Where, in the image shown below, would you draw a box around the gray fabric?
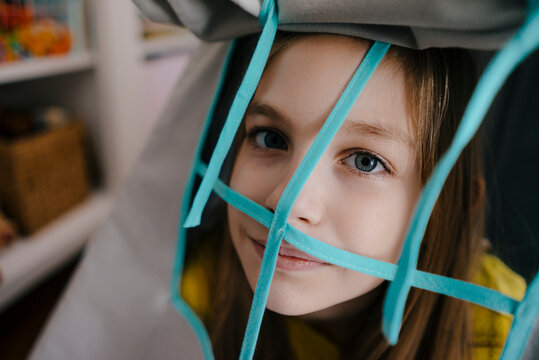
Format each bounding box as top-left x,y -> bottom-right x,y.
522,315 -> 539,360
29,40 -> 230,360
133,0 -> 527,49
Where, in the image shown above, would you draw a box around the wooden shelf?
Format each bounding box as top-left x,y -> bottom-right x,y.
0,51 -> 95,85
0,191 -> 113,312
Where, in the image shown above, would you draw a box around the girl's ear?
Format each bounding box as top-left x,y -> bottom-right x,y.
472,175 -> 486,209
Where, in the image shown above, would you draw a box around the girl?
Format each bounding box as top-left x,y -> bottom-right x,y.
181,32 -> 526,359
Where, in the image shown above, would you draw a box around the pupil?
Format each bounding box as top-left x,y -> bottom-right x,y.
265,133 -> 282,148
355,155 -> 376,172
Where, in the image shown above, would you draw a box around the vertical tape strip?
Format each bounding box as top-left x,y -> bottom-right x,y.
171,41 -> 237,360
239,41 -> 390,360
382,4 -> 539,346
499,272 -> 539,360
183,0 -> 278,228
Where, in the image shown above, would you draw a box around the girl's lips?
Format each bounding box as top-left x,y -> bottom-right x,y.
249,236 -> 329,271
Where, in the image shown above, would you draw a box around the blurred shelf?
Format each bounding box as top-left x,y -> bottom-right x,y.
0,191 -> 113,312
142,33 -> 199,60
0,51 -> 95,85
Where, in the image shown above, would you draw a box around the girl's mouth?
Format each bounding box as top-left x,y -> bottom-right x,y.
249,236 -> 330,271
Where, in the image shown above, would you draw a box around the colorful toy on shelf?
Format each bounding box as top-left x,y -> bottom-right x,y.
0,1 -> 73,63
17,19 -> 72,57
0,3 -> 33,32
0,33 -> 22,62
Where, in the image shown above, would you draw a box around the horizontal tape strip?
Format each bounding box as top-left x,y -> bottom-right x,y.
196,162 -> 521,316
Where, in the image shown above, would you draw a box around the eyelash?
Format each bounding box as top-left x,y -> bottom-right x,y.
246,126 -> 392,176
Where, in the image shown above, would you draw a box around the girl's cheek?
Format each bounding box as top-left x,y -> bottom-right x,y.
232,161 -> 275,203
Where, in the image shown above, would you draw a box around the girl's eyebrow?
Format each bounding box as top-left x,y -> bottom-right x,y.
245,101 -> 292,126
340,119 -> 412,150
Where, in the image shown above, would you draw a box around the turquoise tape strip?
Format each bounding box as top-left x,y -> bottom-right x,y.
500,272 -> 539,360
170,298 -> 214,360
183,0 -> 278,228
171,41 -> 237,360
287,226 -> 520,315
238,42 -> 391,360
382,4 -> 539,346
259,0 -> 273,26
197,162 -> 522,317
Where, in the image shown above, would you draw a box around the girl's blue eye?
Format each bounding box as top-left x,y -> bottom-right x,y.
254,129 -> 287,150
355,154 -> 378,172
343,152 -> 386,174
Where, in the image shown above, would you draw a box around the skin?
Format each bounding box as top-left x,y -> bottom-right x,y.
227,35 -> 421,321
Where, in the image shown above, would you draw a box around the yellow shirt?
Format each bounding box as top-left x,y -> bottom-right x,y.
181,253 -> 526,360
471,254 -> 526,359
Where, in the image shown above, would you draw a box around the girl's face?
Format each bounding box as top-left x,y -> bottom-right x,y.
227,35 -> 421,319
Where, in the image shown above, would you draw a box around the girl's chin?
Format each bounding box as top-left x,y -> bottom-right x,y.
242,276 -> 326,316
247,276 -> 387,320
264,294 -> 366,319
262,283 -> 352,317
264,295 -> 325,316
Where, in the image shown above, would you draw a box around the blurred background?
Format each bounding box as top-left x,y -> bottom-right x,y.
0,0 -> 198,358
0,1 -> 537,359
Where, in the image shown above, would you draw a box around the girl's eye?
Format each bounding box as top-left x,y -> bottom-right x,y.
342,152 -> 387,175
251,128 -> 287,150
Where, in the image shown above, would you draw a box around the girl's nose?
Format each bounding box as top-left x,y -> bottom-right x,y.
263,161 -> 324,227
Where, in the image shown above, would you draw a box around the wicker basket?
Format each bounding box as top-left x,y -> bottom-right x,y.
0,121 -> 90,235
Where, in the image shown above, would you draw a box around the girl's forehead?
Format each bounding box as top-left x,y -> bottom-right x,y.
252,35 -> 414,147
258,36 -> 369,109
